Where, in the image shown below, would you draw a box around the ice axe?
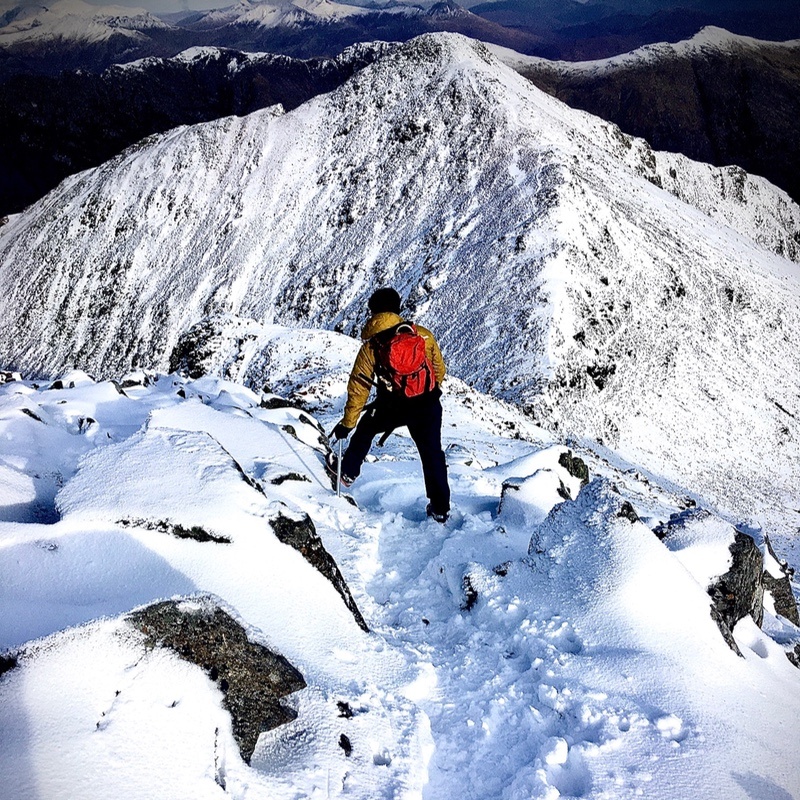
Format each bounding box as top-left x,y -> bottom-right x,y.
328,428 -> 344,497
336,437 -> 343,497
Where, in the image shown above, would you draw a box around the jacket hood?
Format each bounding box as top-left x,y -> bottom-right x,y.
361,312 -> 403,341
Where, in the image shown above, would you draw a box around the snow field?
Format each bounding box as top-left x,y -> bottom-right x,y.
1,325 -> 799,798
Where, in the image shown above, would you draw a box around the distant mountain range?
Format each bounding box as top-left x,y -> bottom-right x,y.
2,34 -> 799,544
0,43 -> 387,217
2,0 -> 798,81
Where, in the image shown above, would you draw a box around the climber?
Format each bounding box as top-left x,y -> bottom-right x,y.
327,287 -> 451,522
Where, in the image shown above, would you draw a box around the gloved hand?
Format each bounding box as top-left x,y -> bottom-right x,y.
333,422 -> 353,440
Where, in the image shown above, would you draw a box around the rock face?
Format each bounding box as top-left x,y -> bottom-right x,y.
0,653 -> 16,677
128,597 -> 305,763
270,513 -> 369,633
656,509 -> 800,659
763,535 -> 800,627
706,531 -> 765,656
558,450 -> 589,487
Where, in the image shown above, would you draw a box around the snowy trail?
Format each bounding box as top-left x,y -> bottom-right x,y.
313,423 -> 800,800
331,460 -> 596,799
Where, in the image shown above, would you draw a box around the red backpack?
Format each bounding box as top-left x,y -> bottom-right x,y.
372,323 -> 437,399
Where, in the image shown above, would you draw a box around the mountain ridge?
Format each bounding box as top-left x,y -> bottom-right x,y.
491,26 -> 800,204
0,41 -> 389,217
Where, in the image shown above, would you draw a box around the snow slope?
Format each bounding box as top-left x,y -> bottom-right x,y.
1,33 -> 799,550
1,326 -> 799,799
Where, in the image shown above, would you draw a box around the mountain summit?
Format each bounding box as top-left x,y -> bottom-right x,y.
1,32 -> 799,545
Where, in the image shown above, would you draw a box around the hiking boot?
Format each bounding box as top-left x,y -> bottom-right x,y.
426,503 -> 449,523
325,451 -> 355,488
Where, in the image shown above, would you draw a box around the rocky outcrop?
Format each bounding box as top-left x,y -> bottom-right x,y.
656,510 -> 800,661
270,513 -> 369,633
0,653 -> 17,678
558,450 -> 589,487
763,535 -> 800,626
706,531 -> 765,656
128,597 -> 305,763
118,517 -> 231,544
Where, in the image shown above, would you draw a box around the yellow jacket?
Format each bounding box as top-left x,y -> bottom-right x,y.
342,312 -> 446,428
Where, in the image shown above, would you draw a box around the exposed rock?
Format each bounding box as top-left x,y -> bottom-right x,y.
617,501 -> 639,523
168,315 -> 263,380
0,653 -> 17,678
118,517 -> 231,544
78,416 -> 96,433
260,395 -> 298,410
558,450 -> 589,486
270,513 -> 369,632
128,598 -> 305,763
461,574 -> 479,611
763,535 -> 800,626
339,733 -> 353,756
20,407 -> 43,422
707,531 -> 765,656
787,644 -> 800,669
653,507 -> 693,541
270,472 -> 312,486
656,509 -> 775,655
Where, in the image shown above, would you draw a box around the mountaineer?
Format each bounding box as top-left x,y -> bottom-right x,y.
327,287 -> 451,522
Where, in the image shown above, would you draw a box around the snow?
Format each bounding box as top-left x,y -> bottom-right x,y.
487,25 -> 800,75
187,0 -> 371,30
0,0 -> 170,44
1,326 -> 799,799
1,30 -> 800,795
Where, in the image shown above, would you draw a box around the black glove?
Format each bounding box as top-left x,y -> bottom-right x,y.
333,422 -> 353,440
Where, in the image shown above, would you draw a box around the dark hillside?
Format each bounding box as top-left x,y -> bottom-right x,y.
0,45 -> 384,217
515,36 -> 800,203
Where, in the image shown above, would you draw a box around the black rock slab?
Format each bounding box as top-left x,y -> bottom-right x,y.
707,530 -> 765,656
128,598 -> 305,763
0,652 -> 17,678
763,535 -> 800,626
558,450 -> 589,486
270,513 -> 369,633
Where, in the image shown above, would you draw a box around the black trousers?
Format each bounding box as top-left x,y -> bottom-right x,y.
341,390 -> 451,514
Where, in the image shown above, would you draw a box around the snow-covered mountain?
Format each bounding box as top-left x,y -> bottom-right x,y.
184,0 -> 374,30
2,33 -> 799,550
0,0 -> 545,77
1,327 -> 799,798
490,26 -> 800,204
0,0 -> 170,45
0,0 -> 185,76
0,42 -> 387,217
